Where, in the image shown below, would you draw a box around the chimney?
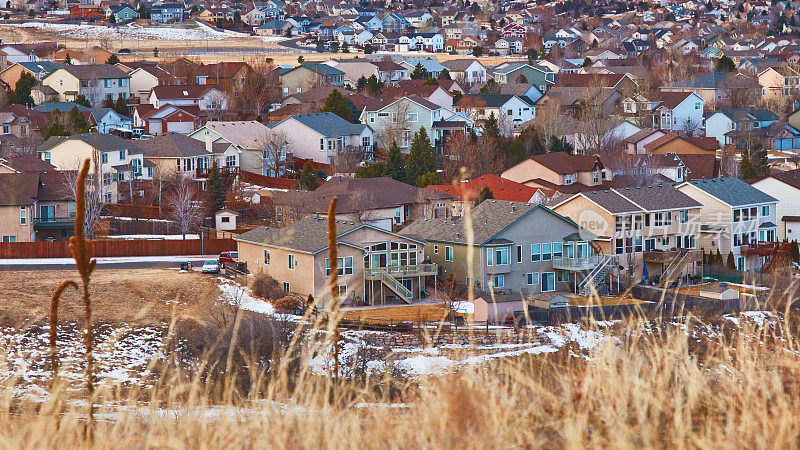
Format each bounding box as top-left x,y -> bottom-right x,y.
205,131 -> 211,153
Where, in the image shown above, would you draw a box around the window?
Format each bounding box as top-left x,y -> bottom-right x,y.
557,270 -> 569,282
644,213 -> 650,227
615,238 -> 624,255
445,246 -> 453,261
325,257 -> 354,276
531,244 -> 540,261
644,238 -> 656,251
395,207 -> 402,225
486,247 -> 494,266
750,206 -> 757,219
104,79 -> 112,88
593,170 -> 599,184
119,149 -> 126,160
526,272 -> 539,285
434,245 -> 439,254
679,209 -> 689,223
683,234 -> 695,249
264,250 -> 270,265
733,208 -> 741,222
625,237 -> 634,254
541,272 -> 555,292
615,216 -> 624,232
541,243 -> 552,260
288,254 -> 296,270
406,113 -> 418,122
119,78 -> 127,87
492,275 -> 504,288
226,155 -> 236,167
516,245 -> 522,263
634,215 -> 643,230
565,174 -> 572,185
283,281 -> 290,292
494,247 -> 509,265
654,212 -> 666,227
2,236 -> 16,243
19,207 -> 26,225
42,152 -> 51,163
221,216 -> 230,223
635,236 -> 642,252
553,242 -> 563,258
762,205 -> 770,216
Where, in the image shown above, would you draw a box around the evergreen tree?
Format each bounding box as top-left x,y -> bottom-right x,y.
482,113 -> 500,139
11,71 -> 36,106
67,106 -> 90,134
791,240 -> 799,263
106,53 -> 120,64
715,55 -> 736,72
355,161 -> 386,178
341,42 -> 349,53
365,74 -> 383,96
297,55 -> 304,64
715,248 -> 723,266
321,89 -> 358,123
205,162 -> 226,212
474,186 -> 493,205
410,62 -> 430,80
415,171 -> 440,187
479,79 -> 500,94
506,138 -> 527,165
738,152 -> 757,179
113,94 -> 128,115
298,162 -> 320,190
582,57 -> 593,67
472,45 -> 483,57
438,68 -> 451,80
407,128 -> 436,186
64,53 -> 71,64
727,251 -> 736,269
153,47 -> 159,57
74,94 -> 92,108
384,141 -> 408,183
109,13 -> 116,23
40,110 -> 68,139
363,43 -> 374,54
356,75 -> 368,92
751,145 -> 770,178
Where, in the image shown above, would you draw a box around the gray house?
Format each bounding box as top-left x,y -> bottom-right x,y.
401,200 -> 605,296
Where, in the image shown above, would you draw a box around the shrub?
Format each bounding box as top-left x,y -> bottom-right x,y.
251,271 -> 284,300
273,295 -> 305,312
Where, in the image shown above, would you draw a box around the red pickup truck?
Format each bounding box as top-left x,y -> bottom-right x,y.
218,251 -> 238,265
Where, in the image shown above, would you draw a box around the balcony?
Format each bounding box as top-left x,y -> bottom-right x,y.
643,249 -> 701,263
364,263 -> 438,280
195,166 -> 238,179
33,215 -> 76,229
740,242 -> 778,256
552,255 -> 604,271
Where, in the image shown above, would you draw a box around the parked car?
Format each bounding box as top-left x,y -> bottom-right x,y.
218,251 -> 238,265
202,259 -> 219,274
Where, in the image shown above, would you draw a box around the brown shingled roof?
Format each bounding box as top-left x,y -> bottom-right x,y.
527,152 -> 604,174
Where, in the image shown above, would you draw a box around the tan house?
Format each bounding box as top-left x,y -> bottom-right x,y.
0,61 -> 63,89
644,133 -> 719,155
757,66 -> 800,98
553,184 -> 703,280
235,217 -> 435,308
42,64 -> 131,107
133,132 -> 234,179
501,152 -> 611,193
278,63 -> 345,97
0,171 -> 74,242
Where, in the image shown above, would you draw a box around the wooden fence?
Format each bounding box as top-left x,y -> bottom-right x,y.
0,238 -> 237,259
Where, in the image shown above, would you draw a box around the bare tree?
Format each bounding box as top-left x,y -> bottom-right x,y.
165,174 -> 205,238
60,158 -> 104,240
232,58 -> 279,118
375,100 -> 412,149
258,130 -> 291,177
719,145 -> 739,177
442,132 -> 505,182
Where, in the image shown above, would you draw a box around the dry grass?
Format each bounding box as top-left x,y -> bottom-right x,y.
0,268 -> 219,326
568,295 -> 649,306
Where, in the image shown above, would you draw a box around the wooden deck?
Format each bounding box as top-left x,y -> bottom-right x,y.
568,296 -> 648,306
340,303 -> 452,322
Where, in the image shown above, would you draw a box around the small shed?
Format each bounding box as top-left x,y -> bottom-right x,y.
533,292 -> 571,309
215,209 -> 239,231
474,293 -> 533,323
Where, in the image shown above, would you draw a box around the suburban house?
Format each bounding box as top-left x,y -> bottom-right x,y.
651,92 -> 705,132
106,4 -> 139,21
279,64 -> 345,97
660,72 -> 737,108
147,85 -> 228,111
149,4 -> 184,24
0,61 -> 63,88
37,133 -> 152,203
88,107 -> 132,133
188,121 -> 272,174
133,104 -> 203,135
749,169 -> 800,241
0,171 -> 74,243
644,133 -> 719,155
705,108 -> 779,147
124,65 -> 179,100
501,153 -> 611,193
757,66 -> 800,97
440,59 -> 487,84
426,174 -> 555,216
266,112 -> 374,165
271,176 -> 452,230
194,62 -> 251,91
361,95 -> 472,151
69,5 -> 104,20
489,62 -> 555,92
235,216 -> 436,307
676,178 -> 779,272
134,132 -> 234,179
553,184 -> 704,280
401,200 -> 608,296
454,94 -> 536,136
42,65 -> 131,106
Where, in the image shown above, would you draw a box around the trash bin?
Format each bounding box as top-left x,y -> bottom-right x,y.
180,262 -> 192,271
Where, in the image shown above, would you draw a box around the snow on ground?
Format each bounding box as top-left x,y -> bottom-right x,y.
217,278 -> 276,315
103,234 -> 200,240
0,255 -> 215,265
10,21 -> 234,40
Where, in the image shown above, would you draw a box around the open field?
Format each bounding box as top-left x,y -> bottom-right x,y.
0,268 -> 220,326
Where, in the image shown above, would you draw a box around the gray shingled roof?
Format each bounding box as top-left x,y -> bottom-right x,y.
234,217 -> 363,253
580,189 -> 643,214
40,133 -> 142,153
613,184 -> 702,211
682,177 -> 777,207
280,112 -> 370,137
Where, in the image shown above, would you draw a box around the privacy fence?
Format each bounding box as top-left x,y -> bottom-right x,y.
0,238 -> 237,259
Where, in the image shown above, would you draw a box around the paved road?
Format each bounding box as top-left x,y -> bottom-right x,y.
277,37 -> 309,51
0,256 -> 213,271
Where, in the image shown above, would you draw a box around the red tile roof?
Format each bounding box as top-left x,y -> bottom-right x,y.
427,174 -> 553,202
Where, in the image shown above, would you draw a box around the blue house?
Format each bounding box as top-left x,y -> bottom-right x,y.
89,108 -> 133,133
150,4 -> 184,24
107,4 -> 139,22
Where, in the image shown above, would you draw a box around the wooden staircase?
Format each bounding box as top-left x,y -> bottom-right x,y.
659,250 -> 694,287
370,269 -> 413,303
760,242 -> 790,274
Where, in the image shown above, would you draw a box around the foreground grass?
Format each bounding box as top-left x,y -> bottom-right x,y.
0,311 -> 798,448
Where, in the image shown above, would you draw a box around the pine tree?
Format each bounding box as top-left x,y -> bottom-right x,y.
410,62 -> 430,80
715,55 -> 735,72
321,89 -> 358,123
738,152 -> 757,179
474,186 -> 493,205
483,113 -> 500,139
751,145 -> 770,178
355,161 -> 386,178
205,162 -> 226,212
384,141 -> 408,183
715,248 -> 723,266
356,75 -> 368,92
791,240 -> 800,263
113,94 -> 128,115
407,127 -> 436,186
64,53 -> 71,64
106,54 -> 120,64
153,47 -> 159,57
298,162 -> 320,190
75,94 -> 92,108
67,106 -> 90,134
40,110 -> 68,139
438,68 -> 451,80
11,71 -> 36,106
727,251 -> 736,270
415,171 -> 440,187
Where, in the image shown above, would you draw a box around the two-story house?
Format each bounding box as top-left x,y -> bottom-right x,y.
149,4 -> 184,24
147,84 -> 228,110
235,216 -> 436,307
489,62 -> 555,92
553,184 -> 704,280
651,91 -> 705,132
134,132 -> 235,180
705,108 -> 779,147
401,200 -> 609,296
501,153 -> 610,194
454,94 -> 536,136
439,59 -> 487,85
188,121 -> 272,174
676,177 -> 778,272
266,112 -> 374,165
757,66 -> 800,98
750,169 -> 800,241
278,63 -> 345,97
0,171 -> 74,243
42,65 -> 131,107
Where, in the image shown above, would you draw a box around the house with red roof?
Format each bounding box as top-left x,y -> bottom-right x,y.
426,174 -> 555,214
